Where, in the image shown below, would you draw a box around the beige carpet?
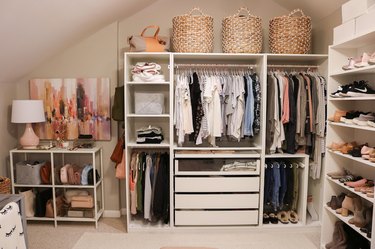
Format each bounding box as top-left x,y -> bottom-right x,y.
72,229 -> 320,249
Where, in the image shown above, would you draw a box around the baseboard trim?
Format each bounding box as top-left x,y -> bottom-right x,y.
103,210 -> 121,218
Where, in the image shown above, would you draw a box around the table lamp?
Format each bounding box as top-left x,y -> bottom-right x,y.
11,100 -> 46,149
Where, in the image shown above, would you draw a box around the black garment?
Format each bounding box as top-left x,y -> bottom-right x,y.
266,75 -> 276,154
284,77 -> 297,154
189,72 -> 204,142
252,74 -> 261,135
35,188 -> 52,217
284,164 -> 294,208
152,152 -> 170,223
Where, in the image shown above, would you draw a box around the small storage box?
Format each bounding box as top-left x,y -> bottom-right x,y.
16,161 -> 44,185
134,92 -> 164,114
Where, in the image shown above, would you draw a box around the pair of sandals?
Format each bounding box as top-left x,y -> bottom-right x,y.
263,210 -> 298,224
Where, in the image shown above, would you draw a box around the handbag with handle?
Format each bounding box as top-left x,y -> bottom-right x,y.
128,25 -> 170,52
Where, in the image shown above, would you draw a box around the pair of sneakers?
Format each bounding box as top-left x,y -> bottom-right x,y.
331,81 -> 375,97
342,52 -> 375,70
339,111 -> 375,125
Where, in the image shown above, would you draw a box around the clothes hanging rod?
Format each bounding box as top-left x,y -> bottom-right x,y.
174,63 -> 256,69
267,64 -> 319,68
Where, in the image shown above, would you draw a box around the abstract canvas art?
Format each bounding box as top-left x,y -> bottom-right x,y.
30,78 -> 111,140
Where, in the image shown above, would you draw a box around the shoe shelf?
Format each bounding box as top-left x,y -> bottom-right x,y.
328,149 -> 375,169
326,176 -> 374,203
328,97 -> 375,101
328,121 -> 375,132
324,205 -> 371,242
330,64 -> 375,77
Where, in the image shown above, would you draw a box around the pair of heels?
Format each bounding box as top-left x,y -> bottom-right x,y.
342,52 -> 375,70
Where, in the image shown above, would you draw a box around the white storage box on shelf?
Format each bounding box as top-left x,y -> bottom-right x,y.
342,0 -> 375,23
333,19 -> 356,45
355,4 -> 375,35
16,161 -> 44,185
134,92 -> 164,114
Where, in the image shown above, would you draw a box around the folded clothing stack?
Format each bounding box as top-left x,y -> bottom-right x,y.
136,125 -> 164,144
131,62 -> 165,82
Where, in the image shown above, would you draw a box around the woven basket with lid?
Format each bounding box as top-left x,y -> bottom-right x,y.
0,176 -> 11,194
222,7 -> 262,53
269,9 -> 311,54
172,7 -> 214,53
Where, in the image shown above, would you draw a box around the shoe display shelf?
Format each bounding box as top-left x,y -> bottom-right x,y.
9,147 -> 104,228
321,29 -> 375,247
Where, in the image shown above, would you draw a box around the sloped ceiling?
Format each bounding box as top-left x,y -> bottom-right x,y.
0,0 -> 346,84
0,0 -> 157,84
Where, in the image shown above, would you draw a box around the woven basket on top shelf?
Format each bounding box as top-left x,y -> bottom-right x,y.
172,7 -> 214,53
269,9 -> 311,54
222,7 -> 262,53
0,176 -> 11,194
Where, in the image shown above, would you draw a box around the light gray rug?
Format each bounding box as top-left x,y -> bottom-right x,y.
72,230 -> 319,249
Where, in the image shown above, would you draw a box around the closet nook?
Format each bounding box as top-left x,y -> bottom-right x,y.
124,52 -> 328,231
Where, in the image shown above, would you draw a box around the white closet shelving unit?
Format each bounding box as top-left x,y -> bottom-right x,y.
321,30 -> 375,247
124,52 -> 328,231
9,147 -> 104,228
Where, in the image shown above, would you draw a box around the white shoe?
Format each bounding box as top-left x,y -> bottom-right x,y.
353,114 -> 375,126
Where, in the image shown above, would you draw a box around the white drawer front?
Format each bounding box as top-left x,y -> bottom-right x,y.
175,210 -> 258,226
175,193 -> 259,209
174,177 -> 259,192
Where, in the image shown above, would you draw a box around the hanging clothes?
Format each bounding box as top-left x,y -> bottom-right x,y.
175,69 -> 261,146
129,151 -> 170,224
266,70 -> 326,179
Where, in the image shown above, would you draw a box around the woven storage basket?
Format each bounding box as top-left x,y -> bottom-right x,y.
172,7 -> 214,53
269,9 -> 311,54
0,176 -> 11,194
222,7 -> 262,53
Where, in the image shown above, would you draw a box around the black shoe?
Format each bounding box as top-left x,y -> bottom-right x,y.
346,81 -> 375,97
330,82 -> 355,97
263,213 -> 270,224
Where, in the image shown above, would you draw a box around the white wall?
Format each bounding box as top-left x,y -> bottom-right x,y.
0,84 -> 18,177
14,22 -> 121,213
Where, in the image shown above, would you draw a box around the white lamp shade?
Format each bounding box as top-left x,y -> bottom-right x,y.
11,100 -> 46,123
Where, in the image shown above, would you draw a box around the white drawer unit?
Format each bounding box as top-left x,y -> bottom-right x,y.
175,193 -> 259,209
175,210 -> 259,226
174,176 -> 260,193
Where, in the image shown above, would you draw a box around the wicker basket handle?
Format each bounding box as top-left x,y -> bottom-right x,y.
235,7 -> 257,18
288,9 -> 305,17
188,7 -> 205,16
140,25 -> 160,38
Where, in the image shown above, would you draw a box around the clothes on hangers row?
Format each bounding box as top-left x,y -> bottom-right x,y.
264,160 -> 303,212
174,70 -> 261,146
129,151 -> 169,224
266,70 -> 326,179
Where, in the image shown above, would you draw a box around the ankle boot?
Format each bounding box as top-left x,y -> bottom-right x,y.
349,198 -> 366,227
337,195 -> 354,216
334,221 -> 348,249
336,193 -> 345,208
327,196 -> 339,210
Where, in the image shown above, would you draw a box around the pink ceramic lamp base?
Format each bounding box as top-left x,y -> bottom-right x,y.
19,123 -> 40,149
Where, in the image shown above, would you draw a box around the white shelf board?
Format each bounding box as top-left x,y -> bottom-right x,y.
54,180 -> 102,189
266,53 -> 328,63
329,96 -> 375,101
265,153 -> 308,159
332,30 -> 375,49
126,114 -> 170,118
127,141 -> 170,148
326,175 -> 374,203
328,149 -> 375,169
125,52 -> 171,58
174,171 -> 259,176
328,121 -> 375,132
324,205 -> 370,242
26,217 -> 55,221
174,146 -> 262,151
330,65 -> 375,77
173,52 -> 264,61
14,184 -> 53,188
126,81 -> 170,85
174,152 -> 260,159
